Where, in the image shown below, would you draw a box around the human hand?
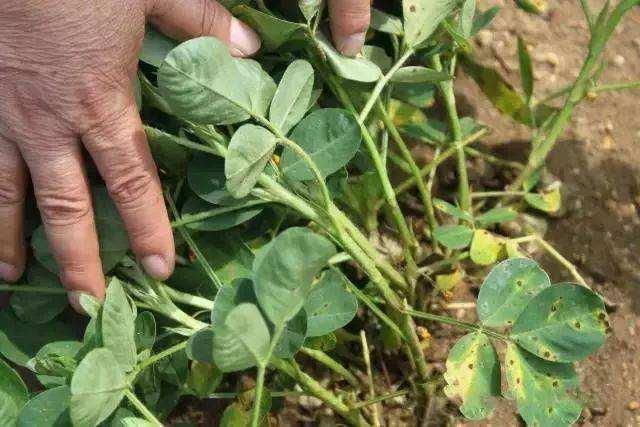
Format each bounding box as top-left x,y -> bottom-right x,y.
0,0 -> 261,309
327,0 -> 371,57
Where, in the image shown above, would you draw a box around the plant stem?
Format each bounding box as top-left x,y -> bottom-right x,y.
360,331 -> 381,427
0,284 -> 67,294
124,389 -> 163,426
431,54 -> 471,213
170,200 -> 269,227
300,347 -> 360,388
376,100 -> 438,242
403,308 -> 509,341
352,390 -> 408,409
358,47 -> 415,123
471,190 -> 527,199
208,391 -> 306,399
160,285 -> 214,310
251,365 -> 267,427
128,341 -> 189,383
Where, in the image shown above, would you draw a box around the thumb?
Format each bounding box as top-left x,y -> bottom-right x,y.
147,0 -> 261,57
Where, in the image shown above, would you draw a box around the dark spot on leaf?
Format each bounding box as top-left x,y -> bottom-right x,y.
598,312 -> 606,320
574,321 -> 581,329
606,327 -> 613,334
516,280 -> 523,287
548,407 -> 553,414
509,359 -> 514,365
551,305 -> 557,312
532,336 -> 538,341
409,5 -> 416,11
552,381 -> 558,387
516,377 -> 521,384
468,363 -> 474,369
544,351 -> 551,358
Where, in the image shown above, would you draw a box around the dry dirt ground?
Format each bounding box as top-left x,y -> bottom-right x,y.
450,0 -> 640,425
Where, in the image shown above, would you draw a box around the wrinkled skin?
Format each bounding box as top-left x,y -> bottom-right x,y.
0,0 -> 370,311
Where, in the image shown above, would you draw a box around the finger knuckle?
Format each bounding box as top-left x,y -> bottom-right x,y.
0,180 -> 23,206
108,166 -> 156,209
37,188 -> 92,226
200,0 -> 228,37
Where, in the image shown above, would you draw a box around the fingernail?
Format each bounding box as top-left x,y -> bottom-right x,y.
0,261 -> 19,282
229,17 -> 261,56
68,291 -> 88,315
336,32 -> 366,57
142,255 -> 171,280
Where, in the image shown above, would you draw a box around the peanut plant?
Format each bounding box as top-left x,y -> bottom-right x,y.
0,0 -> 637,426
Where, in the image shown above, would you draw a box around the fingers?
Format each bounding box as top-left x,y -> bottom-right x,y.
20,139 -> 105,304
148,0 -> 261,56
328,0 -> 370,57
82,89 -> 174,281
0,135 -> 27,282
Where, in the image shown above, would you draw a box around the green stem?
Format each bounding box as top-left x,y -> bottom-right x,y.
360,331 -> 381,427
0,284 -> 67,294
300,347 -> 360,388
128,341 -> 189,382
358,48 -> 415,123
352,390 -> 408,409
208,391 -> 306,399
161,285 -> 214,311
252,324 -> 286,427
124,389 -> 163,426
471,190 -> 527,199
403,308 -> 509,341
170,200 -> 269,227
431,54 -> 470,212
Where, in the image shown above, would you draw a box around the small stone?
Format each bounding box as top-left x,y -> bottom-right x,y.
627,401 -> 640,411
476,29 -> 493,47
613,54 -> 626,67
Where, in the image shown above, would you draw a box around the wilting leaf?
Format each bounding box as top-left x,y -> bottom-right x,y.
433,225 -> 474,250
505,343 -> 581,426
226,124 -> 277,198
281,108 -> 361,181
253,227 -> 336,326
212,303 -> 271,372
524,187 -> 561,213
444,333 -> 500,420
17,386 -> 72,427
435,269 -> 464,293
511,284 -> 608,362
270,60 -> 314,135
477,258 -> 550,327
70,349 -> 126,427
469,230 -> 502,266
101,278 -> 137,372
403,0 -> 458,48
316,33 -> 381,83
304,270 -> 358,337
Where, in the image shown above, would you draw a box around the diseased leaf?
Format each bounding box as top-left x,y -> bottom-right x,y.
188,360 -> 223,398
102,278 -> 137,372
444,333 -> 500,420
159,37 -> 276,124
390,66 -> 451,83
371,8 -> 404,35
30,341 -> 82,389
212,303 -> 271,372
433,225 -> 474,249
316,33 -> 381,83
253,227 -> 336,326
17,386 -> 72,427
70,349 -> 126,427
524,187 -> 561,213
281,108 -> 362,181
469,230 -> 502,266
304,270 -> 358,337
505,343 -> 581,427
477,258 -> 550,327
511,284 -> 608,362
225,124 -> 277,198
270,60 -> 314,135
403,0 -> 458,48
11,263 -> 67,324
435,269 -> 464,293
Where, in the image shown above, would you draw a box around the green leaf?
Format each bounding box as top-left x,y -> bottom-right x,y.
70,348 -> 126,427
110,408 -> 136,427
299,0 -> 322,21
459,0 -> 476,38
181,197 -> 265,232
32,187 -> 128,275
195,232 -> 255,284
233,5 -> 307,51
433,225 -> 474,249
524,187 -> 561,213
0,311 -> 74,366
316,33 -> 381,83
469,230 -> 502,266
270,60 -> 314,135
477,258 -> 551,328
442,19 -> 473,52
515,0 -> 547,14
403,0 -> 458,48
17,386 -> 72,427
102,278 -> 137,372
517,37 -> 534,102
30,341 -> 82,388
371,8 -> 404,35
140,27 -> 178,67
188,360 -> 223,397
304,270 -> 358,337
120,418 -> 156,427
253,227 -> 336,326
363,46 -> 392,73
511,284 -> 608,362
225,124 -> 277,198
143,126 -> 191,177
505,343 -> 581,427
187,153 -> 235,205
470,6 -> 500,35
135,312 -> 156,353
212,303 -> 271,372
211,278 -> 257,326
392,82 -> 437,108
220,402 -> 250,427
159,37 -> 276,125
11,263 -> 67,324
305,333 -> 338,352
273,309 -> 307,359
0,358 -> 28,424
475,207 -> 517,227
433,198 -> 474,222
187,328 -> 215,364
444,333 -> 500,420
281,108 -> 362,181
390,66 -> 451,83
